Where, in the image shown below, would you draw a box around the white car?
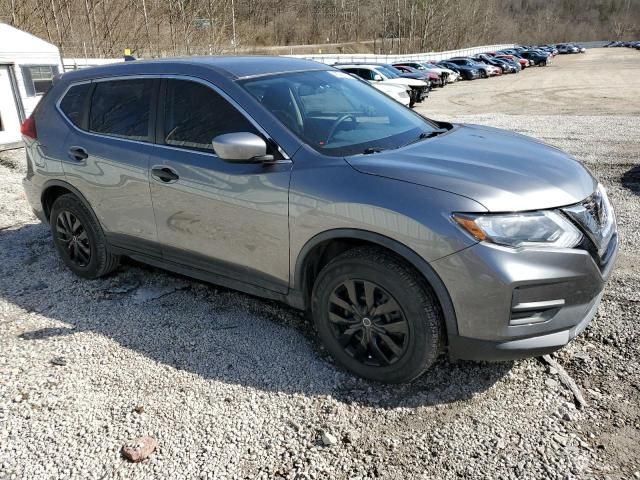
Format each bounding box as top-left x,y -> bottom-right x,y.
372,83 -> 411,107
334,64 -> 429,106
421,63 -> 460,83
395,61 -> 459,84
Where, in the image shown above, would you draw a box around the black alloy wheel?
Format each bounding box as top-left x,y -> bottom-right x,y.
49,193 -> 119,278
55,210 -> 91,267
312,246 -> 443,383
327,279 -> 409,367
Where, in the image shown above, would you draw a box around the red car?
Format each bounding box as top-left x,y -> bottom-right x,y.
493,54 -> 529,69
393,65 -> 443,88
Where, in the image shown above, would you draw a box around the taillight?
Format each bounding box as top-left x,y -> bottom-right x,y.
20,116 -> 37,140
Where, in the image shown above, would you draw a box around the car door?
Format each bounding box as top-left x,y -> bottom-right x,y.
148,78 -> 292,293
59,78 -> 160,252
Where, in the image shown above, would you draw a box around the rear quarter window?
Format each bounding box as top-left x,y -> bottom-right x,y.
59,83 -> 91,128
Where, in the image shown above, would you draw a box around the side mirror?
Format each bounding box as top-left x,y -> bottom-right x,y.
372,73 -> 383,81
212,132 -> 274,163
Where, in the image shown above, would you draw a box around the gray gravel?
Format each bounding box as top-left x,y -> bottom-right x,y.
1,52 -> 639,479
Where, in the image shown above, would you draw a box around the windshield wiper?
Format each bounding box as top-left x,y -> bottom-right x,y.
362,128 -> 448,155
401,128 -> 448,148
363,147 -> 386,155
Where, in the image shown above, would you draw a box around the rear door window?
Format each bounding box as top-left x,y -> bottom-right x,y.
89,79 -> 154,141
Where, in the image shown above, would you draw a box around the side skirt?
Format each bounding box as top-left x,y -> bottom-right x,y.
107,241 -> 305,310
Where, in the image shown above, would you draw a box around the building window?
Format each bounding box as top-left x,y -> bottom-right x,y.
21,65 -> 59,96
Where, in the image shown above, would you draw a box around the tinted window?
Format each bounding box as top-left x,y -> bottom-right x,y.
357,69 -> 375,81
59,83 -> 90,128
163,79 -> 257,152
89,79 -> 153,141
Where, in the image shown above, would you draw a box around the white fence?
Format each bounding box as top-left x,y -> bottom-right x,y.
285,44 -> 516,64
62,43 -> 517,72
63,57 -> 123,72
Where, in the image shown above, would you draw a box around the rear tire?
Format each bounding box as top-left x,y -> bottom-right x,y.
311,247 -> 443,383
50,194 -> 119,279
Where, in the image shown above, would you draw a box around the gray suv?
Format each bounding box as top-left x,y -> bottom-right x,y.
21,57 -> 618,383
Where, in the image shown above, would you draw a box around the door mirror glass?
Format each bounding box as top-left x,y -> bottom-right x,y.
212,132 -> 273,163
372,73 -> 383,81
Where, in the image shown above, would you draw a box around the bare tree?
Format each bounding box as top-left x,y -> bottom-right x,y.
2,0 -> 638,58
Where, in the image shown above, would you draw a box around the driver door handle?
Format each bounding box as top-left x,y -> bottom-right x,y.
151,166 -> 179,183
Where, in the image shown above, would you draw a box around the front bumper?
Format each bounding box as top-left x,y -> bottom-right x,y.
433,233 -> 618,361
448,290 -> 603,360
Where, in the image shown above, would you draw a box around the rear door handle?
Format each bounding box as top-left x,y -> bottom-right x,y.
151,166 -> 179,183
68,146 -> 88,162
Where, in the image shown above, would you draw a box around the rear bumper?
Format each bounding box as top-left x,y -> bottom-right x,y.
22,177 -> 46,223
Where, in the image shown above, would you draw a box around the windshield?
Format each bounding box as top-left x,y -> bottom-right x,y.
375,66 -> 401,78
240,70 -> 436,157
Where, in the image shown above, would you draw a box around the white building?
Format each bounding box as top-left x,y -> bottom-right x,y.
0,23 -> 62,149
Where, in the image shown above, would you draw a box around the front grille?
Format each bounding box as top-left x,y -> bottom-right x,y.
562,186 -> 616,260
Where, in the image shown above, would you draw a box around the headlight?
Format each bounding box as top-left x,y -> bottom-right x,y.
398,90 -> 409,98
452,210 -> 583,249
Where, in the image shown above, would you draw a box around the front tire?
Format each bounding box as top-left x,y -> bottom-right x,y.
311,247 -> 443,383
50,194 -> 119,279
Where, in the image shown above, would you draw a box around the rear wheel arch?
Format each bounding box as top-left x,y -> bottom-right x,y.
41,180 -> 101,229
293,229 -> 458,337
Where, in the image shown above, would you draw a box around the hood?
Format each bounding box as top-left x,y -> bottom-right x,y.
374,83 -> 407,94
345,124 -> 597,212
398,72 -> 424,79
453,64 -> 477,72
385,78 -> 428,87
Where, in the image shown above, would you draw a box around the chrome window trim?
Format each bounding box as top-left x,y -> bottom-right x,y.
55,74 -> 292,161
235,67 -> 331,80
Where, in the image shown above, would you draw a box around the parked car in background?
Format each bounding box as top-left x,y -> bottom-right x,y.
421,62 -> 460,82
492,53 -> 529,69
499,50 -> 535,66
392,62 -> 452,85
557,44 -> 580,54
472,54 -> 519,74
334,64 -> 429,106
437,60 -> 481,80
448,57 -> 501,78
393,65 -> 443,88
538,45 -> 559,56
371,82 -> 412,107
520,50 -> 551,66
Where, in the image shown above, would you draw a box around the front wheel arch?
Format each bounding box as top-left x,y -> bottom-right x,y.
293,229 -> 458,337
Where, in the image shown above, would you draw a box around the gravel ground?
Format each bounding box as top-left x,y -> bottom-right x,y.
1,49 -> 639,480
